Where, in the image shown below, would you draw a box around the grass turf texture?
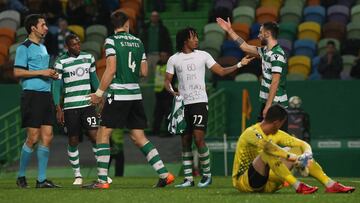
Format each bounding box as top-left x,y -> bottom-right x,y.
0,176 -> 359,203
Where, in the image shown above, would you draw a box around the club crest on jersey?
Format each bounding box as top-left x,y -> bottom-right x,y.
108,97 -> 113,104
255,133 -> 263,139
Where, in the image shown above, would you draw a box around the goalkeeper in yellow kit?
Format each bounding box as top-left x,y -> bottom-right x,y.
233,104 -> 355,194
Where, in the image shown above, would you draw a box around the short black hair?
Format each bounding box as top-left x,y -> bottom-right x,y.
262,22 -> 279,39
264,104 -> 287,122
65,33 -> 79,46
111,10 -> 129,29
176,27 -> 198,52
327,40 -> 335,46
24,14 -> 46,34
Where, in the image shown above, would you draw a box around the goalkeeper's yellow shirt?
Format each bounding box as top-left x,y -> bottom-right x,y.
232,123 -> 311,180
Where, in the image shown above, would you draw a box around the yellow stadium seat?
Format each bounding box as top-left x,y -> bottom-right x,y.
298,22 -> 321,42
68,25 -> 85,42
288,56 -> 311,76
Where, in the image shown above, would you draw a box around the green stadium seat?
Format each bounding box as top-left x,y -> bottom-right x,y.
233,6 -> 255,26
317,38 -> 340,56
286,73 -> 307,80
346,22 -> 360,40
81,41 -> 102,60
351,4 -> 360,22
235,73 -> 258,81
86,24 -> 108,44
204,23 -> 225,47
280,6 -> 303,24
16,27 -> 27,43
278,23 -> 297,41
237,0 -> 258,8
200,39 -> 221,59
283,0 -> 305,7
0,10 -> 20,31
341,55 -> 356,79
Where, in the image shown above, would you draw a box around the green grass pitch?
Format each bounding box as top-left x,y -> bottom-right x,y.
0,177 -> 359,203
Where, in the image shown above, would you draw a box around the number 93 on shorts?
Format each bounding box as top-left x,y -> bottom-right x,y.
63,106 -> 99,136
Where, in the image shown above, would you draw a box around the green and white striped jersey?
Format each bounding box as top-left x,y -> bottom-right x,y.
54,51 -> 96,110
257,44 -> 288,107
104,31 -> 146,101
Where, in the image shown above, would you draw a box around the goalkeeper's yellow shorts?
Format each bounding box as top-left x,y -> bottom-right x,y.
233,169 -> 283,193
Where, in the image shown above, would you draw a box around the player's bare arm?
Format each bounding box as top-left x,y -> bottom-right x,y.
14,68 -> 59,79
210,55 -> 255,76
164,72 -> 179,96
216,17 -> 259,57
89,55 -> 116,105
140,60 -> 148,77
263,73 -> 280,118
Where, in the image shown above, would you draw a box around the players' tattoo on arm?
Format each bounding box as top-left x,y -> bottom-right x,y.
235,37 -> 244,46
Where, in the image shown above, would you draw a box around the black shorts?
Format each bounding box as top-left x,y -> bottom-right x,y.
248,163 -> 269,189
184,102 -> 208,133
20,90 -> 55,128
101,99 -> 147,129
64,106 -> 98,136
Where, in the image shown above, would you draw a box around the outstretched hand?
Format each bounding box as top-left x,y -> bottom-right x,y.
216,17 -> 232,32
240,55 -> 255,66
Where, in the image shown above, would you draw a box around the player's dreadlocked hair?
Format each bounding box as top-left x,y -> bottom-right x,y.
176,27 -> 198,52
264,104 -> 288,122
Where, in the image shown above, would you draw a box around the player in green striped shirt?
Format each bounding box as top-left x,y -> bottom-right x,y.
52,34 -> 107,185
217,19 -> 288,123
86,11 -> 174,189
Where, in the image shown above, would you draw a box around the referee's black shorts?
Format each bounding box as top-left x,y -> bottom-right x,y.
20,90 -> 55,128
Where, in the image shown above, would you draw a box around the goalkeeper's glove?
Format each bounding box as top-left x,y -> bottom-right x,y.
295,152 -> 313,168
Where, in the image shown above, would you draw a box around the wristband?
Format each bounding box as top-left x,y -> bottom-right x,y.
237,62 -> 243,68
95,89 -> 104,97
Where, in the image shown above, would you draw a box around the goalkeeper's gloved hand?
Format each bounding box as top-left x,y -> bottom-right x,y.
295,152 -> 313,168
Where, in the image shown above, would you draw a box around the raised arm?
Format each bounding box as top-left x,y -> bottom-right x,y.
210,55 -> 254,76
216,17 -> 259,56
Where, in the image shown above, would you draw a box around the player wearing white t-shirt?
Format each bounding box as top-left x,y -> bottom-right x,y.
165,27 -> 254,188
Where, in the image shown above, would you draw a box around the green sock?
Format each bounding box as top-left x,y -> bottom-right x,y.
96,143 -> 110,183
140,141 -> 168,179
67,145 -> 81,178
182,148 -> 193,181
198,146 -> 211,176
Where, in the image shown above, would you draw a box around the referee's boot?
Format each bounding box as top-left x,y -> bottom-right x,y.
36,179 -> 61,188
175,179 -> 195,188
154,173 -> 175,187
198,175 -> 212,188
16,176 -> 29,188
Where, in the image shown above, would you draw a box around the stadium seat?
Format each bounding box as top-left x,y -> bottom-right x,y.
338,0 -> 354,7
307,0 -> 321,6
233,6 -> 255,25
235,73 -> 258,81
341,38 -> 360,55
0,28 -> 15,47
303,6 -> 326,24
221,40 -> 244,59
95,57 -> 106,80
9,42 -> 20,60
81,41 -> 102,60
247,39 -> 261,47
68,25 -> 85,42
0,10 -> 20,31
341,55 -> 356,79
250,23 -> 260,39
309,55 -> 321,80
346,22 -> 360,39
322,22 -> 346,41
237,0 -> 258,9
351,4 -> 360,22
216,56 -> 238,67
256,6 -> 279,24
327,5 -> 350,24
86,24 -> 108,44
318,38 -> 340,56
278,22 -> 297,41
294,39 -> 316,58
286,73 -> 307,80
16,27 -> 27,43
298,22 -> 321,42
0,43 -> 9,65
280,6 -> 303,24
278,38 -> 292,57
120,0 -> 141,16
288,55 -> 311,76
200,40 -> 221,58
284,0 -> 305,8
231,23 -> 250,41
204,23 -> 225,47
47,25 -> 58,36
260,0 -> 283,10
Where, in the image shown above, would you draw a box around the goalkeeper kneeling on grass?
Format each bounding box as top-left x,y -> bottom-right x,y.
232,104 -> 355,194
